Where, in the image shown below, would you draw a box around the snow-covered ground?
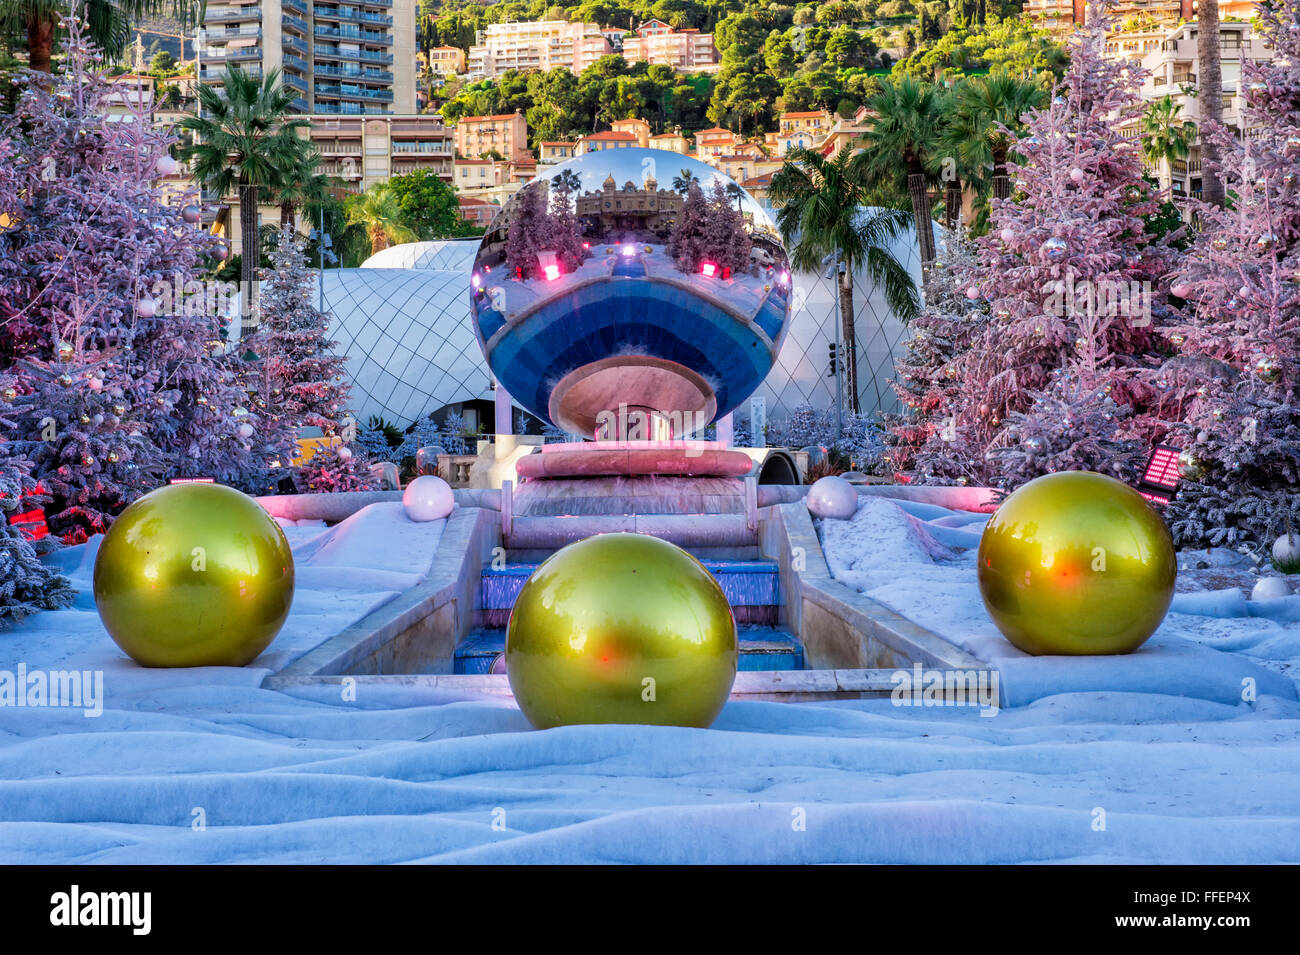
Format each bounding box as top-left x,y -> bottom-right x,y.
2,498 -> 1300,863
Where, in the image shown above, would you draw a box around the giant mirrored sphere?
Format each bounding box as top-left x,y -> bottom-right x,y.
470,149 -> 793,437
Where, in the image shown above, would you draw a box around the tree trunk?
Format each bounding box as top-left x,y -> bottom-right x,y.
370,226 -> 387,257
1197,0 -> 1225,207
944,175 -> 962,231
239,183 -> 260,338
280,202 -> 294,229
838,266 -> 860,415
27,17 -> 54,74
907,170 -> 935,266
991,145 -> 1011,201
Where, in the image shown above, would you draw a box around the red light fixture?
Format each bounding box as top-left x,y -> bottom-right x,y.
543,264 -> 561,281
700,261 -> 717,278
1136,444 -> 1181,505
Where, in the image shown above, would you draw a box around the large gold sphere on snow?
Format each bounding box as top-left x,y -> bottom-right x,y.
977,471 -> 1176,655
94,483 -> 295,667
506,533 -> 738,729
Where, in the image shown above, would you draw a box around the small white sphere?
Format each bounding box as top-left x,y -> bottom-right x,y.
135,297 -> 157,318
155,155 -> 179,177
337,446 -> 352,460
1000,227 -> 1015,244
806,475 -> 859,520
1069,167 -> 1085,183
1251,577 -> 1293,601
403,475 -> 454,522
237,422 -> 254,438
1273,533 -> 1300,572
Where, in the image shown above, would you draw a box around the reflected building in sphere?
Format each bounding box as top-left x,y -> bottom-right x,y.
469,149 -> 794,437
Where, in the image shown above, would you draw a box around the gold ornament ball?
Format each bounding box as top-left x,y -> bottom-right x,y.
977,471 -> 1176,655
93,483 -> 295,667
506,533 -> 737,729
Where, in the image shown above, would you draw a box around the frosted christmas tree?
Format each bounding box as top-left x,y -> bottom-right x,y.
1163,0 -> 1300,549
898,1 -> 1181,488
252,226 -> 373,493
0,20 -> 255,539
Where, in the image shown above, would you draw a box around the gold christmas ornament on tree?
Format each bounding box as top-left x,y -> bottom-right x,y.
505,533 -> 737,729
977,471 -> 1176,655
94,483 -> 295,667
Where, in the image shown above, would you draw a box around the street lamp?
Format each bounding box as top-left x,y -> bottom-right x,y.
309,210 -> 335,311
823,250 -> 843,440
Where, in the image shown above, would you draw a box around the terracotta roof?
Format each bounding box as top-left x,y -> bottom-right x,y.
459,196 -> 494,205
581,130 -> 638,141
460,113 -> 522,123
541,140 -> 577,146
694,126 -> 732,137
649,132 -> 682,139
781,110 -> 829,119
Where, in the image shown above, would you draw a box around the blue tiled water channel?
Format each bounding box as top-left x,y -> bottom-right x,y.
455,560 -> 805,674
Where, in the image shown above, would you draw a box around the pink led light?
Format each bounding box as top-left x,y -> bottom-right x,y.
543,264 -> 561,281
700,262 -> 717,278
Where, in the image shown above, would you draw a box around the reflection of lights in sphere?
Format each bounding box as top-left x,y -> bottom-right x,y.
469,149 -> 792,437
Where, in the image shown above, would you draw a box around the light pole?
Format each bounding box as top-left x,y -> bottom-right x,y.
310,207 -> 333,312
824,252 -> 843,441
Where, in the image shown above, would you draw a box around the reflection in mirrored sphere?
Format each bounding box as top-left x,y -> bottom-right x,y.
470,149 -> 792,437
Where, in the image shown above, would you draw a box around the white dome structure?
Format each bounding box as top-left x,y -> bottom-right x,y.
319,239 -> 491,428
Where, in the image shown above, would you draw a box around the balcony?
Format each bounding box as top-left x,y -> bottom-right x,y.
283,34 -> 309,57
205,7 -> 261,23
313,5 -> 394,27
282,13 -> 309,35
204,45 -> 263,62
392,161 -> 453,176
391,141 -> 452,155
315,82 -> 394,102
319,160 -> 362,179
313,24 -> 393,45
292,96 -> 309,112
313,44 -> 393,65
207,24 -> 261,38
283,72 -> 309,93
314,100 -> 388,115
284,53 -> 310,72
314,62 -> 393,82
283,0 -> 308,13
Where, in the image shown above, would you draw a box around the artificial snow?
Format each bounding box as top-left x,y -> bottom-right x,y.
2,497 -> 1300,863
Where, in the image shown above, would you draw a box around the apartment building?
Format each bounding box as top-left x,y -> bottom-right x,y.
419,45 -> 465,77
776,110 -> 833,155
648,130 -> 690,154
200,0 -> 417,116
620,19 -> 719,72
466,20 -> 611,80
455,112 -> 531,162
693,126 -> 739,163
312,114 -> 455,193
1119,19 -> 1269,199
610,117 -> 651,147
1026,0 -> 1257,32
539,141 -> 579,165
575,130 -> 640,154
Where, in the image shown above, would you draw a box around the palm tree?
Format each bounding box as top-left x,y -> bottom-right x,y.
344,182 -> 416,258
0,0 -> 197,74
671,168 -> 698,194
1197,0 -> 1225,207
941,71 -> 1047,217
857,75 -> 943,266
180,65 -> 309,336
769,144 -> 920,415
1140,95 -> 1196,197
265,137 -> 329,228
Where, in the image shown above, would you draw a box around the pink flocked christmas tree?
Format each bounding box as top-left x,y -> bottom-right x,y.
1162,0 -> 1300,550
896,0 -> 1182,488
